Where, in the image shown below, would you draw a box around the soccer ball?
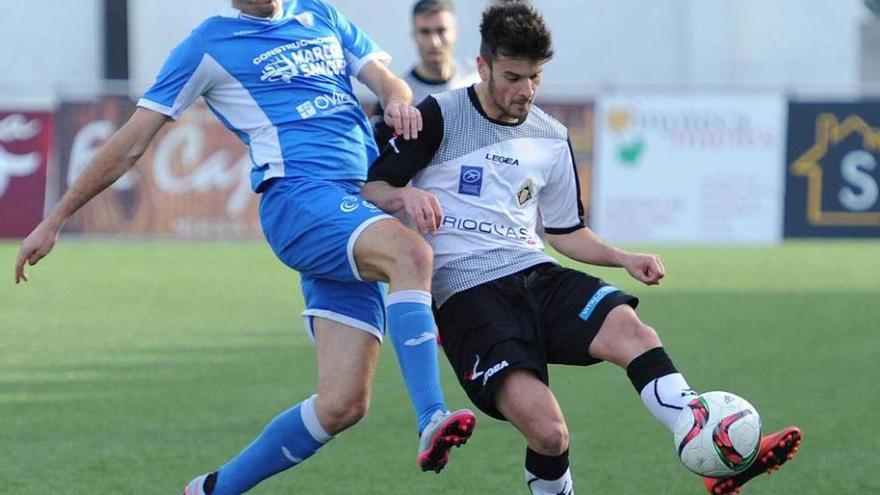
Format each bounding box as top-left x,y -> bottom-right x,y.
673,391 -> 762,477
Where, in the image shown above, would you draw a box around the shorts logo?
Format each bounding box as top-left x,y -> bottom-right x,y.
340,196 -> 379,213
459,166 -> 483,196
482,360 -> 509,386
466,355 -> 484,382
517,179 -> 534,206
340,195 -> 360,213
578,285 -> 620,321
466,355 -> 509,386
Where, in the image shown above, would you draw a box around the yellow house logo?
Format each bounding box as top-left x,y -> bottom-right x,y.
791,113 -> 880,226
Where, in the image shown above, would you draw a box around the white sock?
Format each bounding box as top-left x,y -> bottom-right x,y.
639,372 -> 697,432
526,468 -> 574,495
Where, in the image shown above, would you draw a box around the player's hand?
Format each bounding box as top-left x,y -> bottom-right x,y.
399,186 -> 443,235
384,101 -> 422,140
14,220 -> 60,284
622,252 -> 665,286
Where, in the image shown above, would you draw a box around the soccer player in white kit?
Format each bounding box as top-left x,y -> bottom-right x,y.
364,2 -> 801,494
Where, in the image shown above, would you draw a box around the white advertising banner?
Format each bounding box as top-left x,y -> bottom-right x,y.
593,94 -> 786,244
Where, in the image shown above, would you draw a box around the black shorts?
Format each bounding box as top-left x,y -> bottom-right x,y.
435,263 -> 638,420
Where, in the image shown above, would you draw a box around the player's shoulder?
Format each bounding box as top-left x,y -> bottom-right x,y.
430,86 -> 471,111
527,104 -> 569,141
294,0 -> 335,18
193,8 -> 243,36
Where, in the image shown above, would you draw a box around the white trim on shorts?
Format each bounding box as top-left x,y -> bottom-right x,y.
346,214 -> 393,281
302,309 -> 384,343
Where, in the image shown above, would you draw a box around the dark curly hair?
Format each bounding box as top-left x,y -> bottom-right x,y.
479,1 -> 553,64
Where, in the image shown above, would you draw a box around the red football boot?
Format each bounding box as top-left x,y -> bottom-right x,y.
417,409 -> 477,473
704,426 -> 802,494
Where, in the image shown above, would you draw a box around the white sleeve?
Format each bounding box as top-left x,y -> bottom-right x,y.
539,138 -> 585,234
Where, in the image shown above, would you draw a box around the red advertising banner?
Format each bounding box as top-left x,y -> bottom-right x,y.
51,98 -> 595,238
0,112 -> 53,238
54,98 -> 261,238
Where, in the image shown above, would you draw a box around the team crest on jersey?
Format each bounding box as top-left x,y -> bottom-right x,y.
458,166 -> 483,196
293,11 -> 315,28
517,179 -> 535,206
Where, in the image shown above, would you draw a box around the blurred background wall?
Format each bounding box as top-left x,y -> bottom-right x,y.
0,0 -> 872,103
1,0 -> 878,242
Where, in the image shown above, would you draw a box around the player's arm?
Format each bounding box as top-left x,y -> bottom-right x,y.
323,0 -> 421,141
14,109 -> 169,284
358,61 -> 422,140
539,139 -> 664,285
546,229 -> 665,285
362,97 -> 444,234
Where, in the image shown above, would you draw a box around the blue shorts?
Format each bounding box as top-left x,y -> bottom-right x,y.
260,178 -> 393,341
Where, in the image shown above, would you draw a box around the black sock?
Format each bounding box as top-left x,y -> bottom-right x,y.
203,472 -> 217,494
525,447 -> 569,481
625,346 -> 678,392
626,347 -> 697,431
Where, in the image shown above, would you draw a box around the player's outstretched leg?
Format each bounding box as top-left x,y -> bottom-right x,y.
704,426 -> 802,495
589,305 -> 698,432
183,395 -> 333,495
183,319 -> 379,494
355,218 -> 476,472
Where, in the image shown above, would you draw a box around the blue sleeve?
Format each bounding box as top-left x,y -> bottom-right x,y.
319,1 -> 391,76
138,29 -> 212,120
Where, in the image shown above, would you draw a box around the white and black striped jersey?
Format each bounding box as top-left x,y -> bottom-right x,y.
368,85 -> 584,305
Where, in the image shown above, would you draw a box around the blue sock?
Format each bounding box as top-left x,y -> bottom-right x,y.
212,395 -> 331,495
386,290 -> 447,433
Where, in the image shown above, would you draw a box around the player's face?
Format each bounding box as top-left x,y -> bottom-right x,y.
233,0 -> 282,18
413,11 -> 457,69
479,55 -> 544,122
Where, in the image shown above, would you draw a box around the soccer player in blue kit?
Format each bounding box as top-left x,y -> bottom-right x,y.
14,0 -> 475,493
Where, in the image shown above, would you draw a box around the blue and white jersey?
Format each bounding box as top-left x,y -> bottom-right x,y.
138,0 -> 390,192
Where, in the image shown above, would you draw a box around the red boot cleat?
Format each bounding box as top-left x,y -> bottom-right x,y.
417,409 -> 477,473
704,426 -> 802,494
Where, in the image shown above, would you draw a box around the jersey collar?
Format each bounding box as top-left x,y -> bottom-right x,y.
468,85 -> 526,127
218,1 -> 299,23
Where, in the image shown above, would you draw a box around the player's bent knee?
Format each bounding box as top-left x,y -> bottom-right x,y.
316,394 -> 370,434
394,236 -> 433,278
633,323 -> 661,349
529,420 -> 570,456
592,306 -> 662,366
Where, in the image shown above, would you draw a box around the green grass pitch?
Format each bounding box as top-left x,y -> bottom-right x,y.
1,240 -> 878,493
